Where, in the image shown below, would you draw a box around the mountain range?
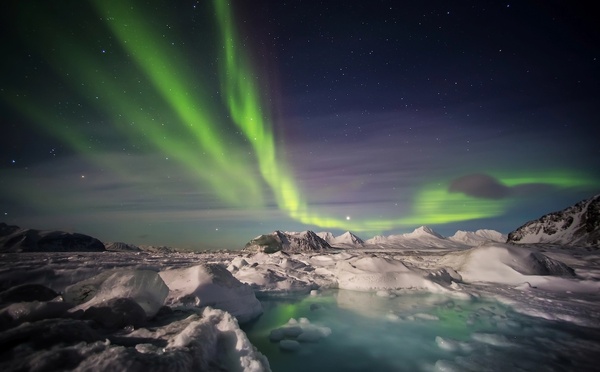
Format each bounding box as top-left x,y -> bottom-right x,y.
246,195 -> 600,252
2,195 -> 599,253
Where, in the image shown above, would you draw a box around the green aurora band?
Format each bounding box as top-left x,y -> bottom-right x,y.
3,0 -> 598,234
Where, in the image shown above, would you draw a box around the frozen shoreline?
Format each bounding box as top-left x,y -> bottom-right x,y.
1,242 -> 599,371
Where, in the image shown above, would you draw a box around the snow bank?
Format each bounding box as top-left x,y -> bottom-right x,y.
68,269 -> 169,318
334,256 -> 446,291
438,243 -> 570,284
231,252 -> 327,293
0,307 -> 270,372
166,307 -> 270,371
159,264 -> 262,323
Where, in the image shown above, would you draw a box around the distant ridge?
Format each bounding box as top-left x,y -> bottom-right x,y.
449,229 -> 507,246
317,231 -> 364,247
507,194 -> 600,246
244,230 -> 331,253
0,223 -> 105,252
244,226 -> 506,253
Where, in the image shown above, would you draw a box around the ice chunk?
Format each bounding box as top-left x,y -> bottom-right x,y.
297,328 -> 324,342
269,317 -> 332,345
0,284 -> 58,303
376,290 -> 391,297
82,297 -> 147,329
435,336 -> 472,353
159,264 -> 262,323
269,328 -> 285,342
434,359 -> 462,372
69,270 -> 169,318
0,300 -> 72,327
386,313 -> 400,322
74,310 -> 271,372
282,326 -> 303,338
279,339 -> 301,351
471,332 -> 514,347
414,313 -> 439,321
435,336 -> 459,352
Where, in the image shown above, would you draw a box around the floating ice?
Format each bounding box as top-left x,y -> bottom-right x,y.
268,316 -> 332,349
279,339 -> 301,351
471,332 -> 515,347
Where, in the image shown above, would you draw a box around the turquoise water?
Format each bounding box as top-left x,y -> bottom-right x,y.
242,290 -> 600,371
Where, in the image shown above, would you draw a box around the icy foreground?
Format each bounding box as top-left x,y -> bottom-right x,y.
1,238 -> 599,371
0,258 -> 270,371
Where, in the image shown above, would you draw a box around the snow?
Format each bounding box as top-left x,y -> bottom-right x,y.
68,269 -> 169,318
159,264 -> 262,323
1,219 -> 599,370
508,194 -> 600,245
330,231 -> 364,246
364,226 -> 494,249
448,229 -> 507,245
269,317 -> 331,349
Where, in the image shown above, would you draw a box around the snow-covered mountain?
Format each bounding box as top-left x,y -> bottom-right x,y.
318,231 -> 364,247
364,226 -> 506,249
316,232 -> 336,243
244,230 -> 331,253
449,229 -> 507,246
507,194 -> 600,246
0,223 -> 105,252
365,226 -> 452,248
402,225 -> 445,239
335,231 -> 364,246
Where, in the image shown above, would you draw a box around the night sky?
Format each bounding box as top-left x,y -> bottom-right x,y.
1,1 -> 599,250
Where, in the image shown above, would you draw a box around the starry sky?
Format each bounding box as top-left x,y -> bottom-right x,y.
1,0 -> 599,250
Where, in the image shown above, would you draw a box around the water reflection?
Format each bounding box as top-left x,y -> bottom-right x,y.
243,290 -> 600,372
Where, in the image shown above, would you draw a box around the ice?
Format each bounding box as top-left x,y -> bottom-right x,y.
267,316 -> 332,350
438,243 -> 576,285
159,264 -> 262,323
413,313 -> 439,321
435,336 -> 474,353
1,227 -> 600,371
0,283 -> 58,303
69,269 -> 169,318
166,307 -> 270,372
471,332 -> 515,347
82,297 -> 147,329
279,339 -> 301,351
433,359 -> 462,372
1,300 -> 72,328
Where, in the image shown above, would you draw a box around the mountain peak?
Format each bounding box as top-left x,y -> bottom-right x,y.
448,229 -> 506,245
245,230 -> 331,253
507,195 -> 600,246
334,231 -> 364,246
404,226 -> 444,239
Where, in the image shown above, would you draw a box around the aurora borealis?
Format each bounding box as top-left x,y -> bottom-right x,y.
1,1 -> 599,249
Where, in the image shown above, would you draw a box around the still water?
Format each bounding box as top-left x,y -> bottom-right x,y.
242,290 -> 599,371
